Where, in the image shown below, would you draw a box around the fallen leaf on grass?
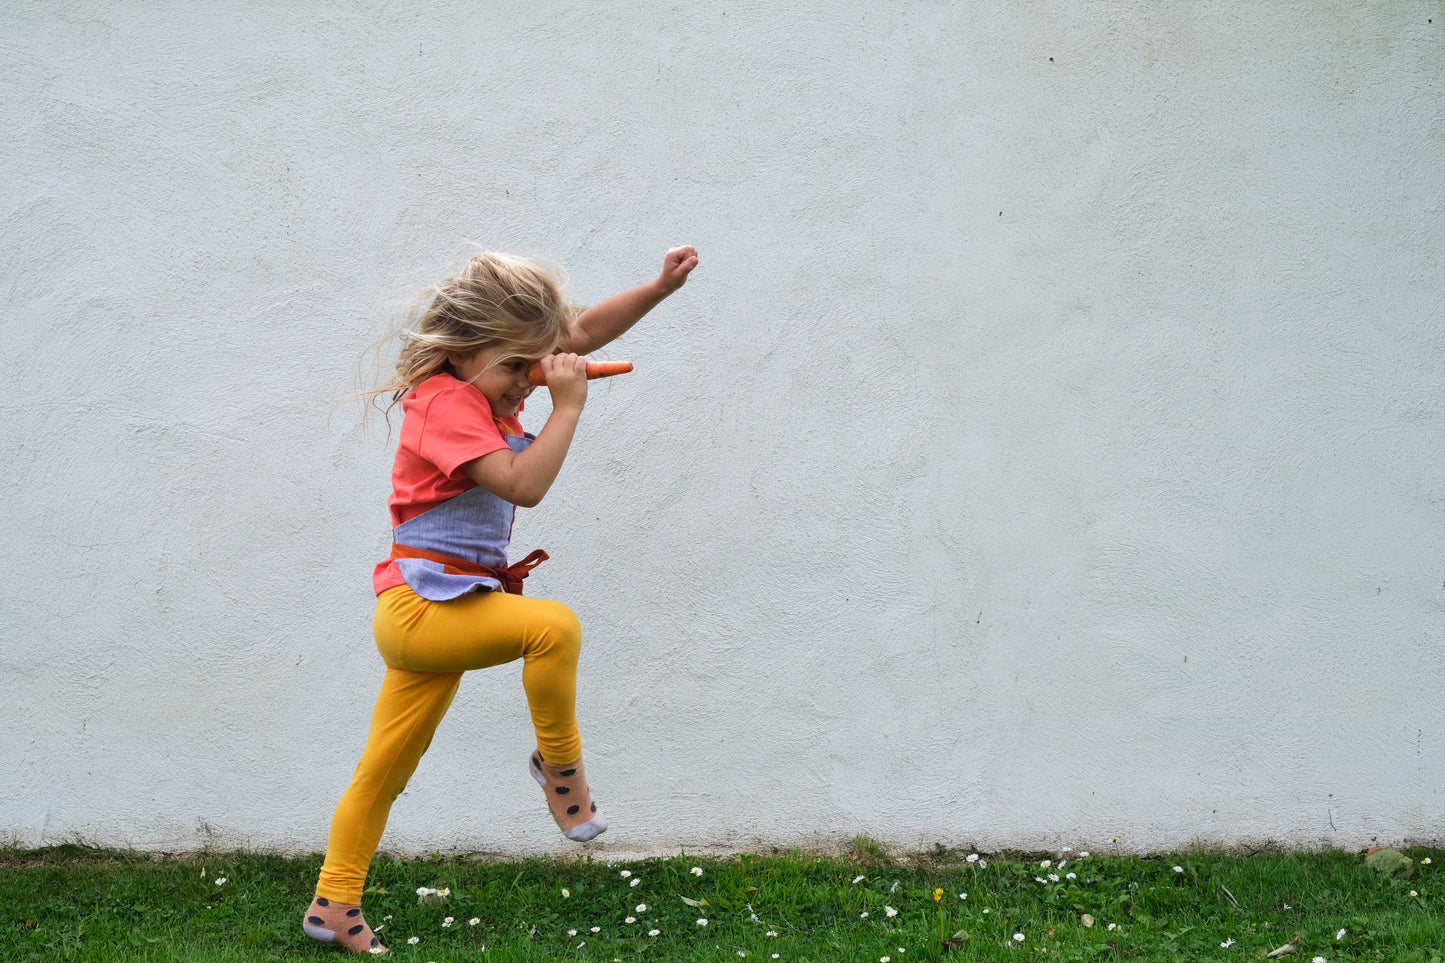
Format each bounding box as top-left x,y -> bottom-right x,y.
1266,936 -> 1301,958
1081,914 -> 1094,928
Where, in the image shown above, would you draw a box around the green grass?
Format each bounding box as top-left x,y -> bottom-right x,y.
2,840 -> 1441,961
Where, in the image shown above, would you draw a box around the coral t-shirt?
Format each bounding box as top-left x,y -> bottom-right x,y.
373,373 -> 526,595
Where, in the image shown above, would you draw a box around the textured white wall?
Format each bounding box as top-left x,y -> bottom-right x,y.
3,1 -> 1442,857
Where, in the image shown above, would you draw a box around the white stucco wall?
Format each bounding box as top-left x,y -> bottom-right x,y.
2,1 -> 1442,857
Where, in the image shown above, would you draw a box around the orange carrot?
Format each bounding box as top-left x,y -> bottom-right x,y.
526,359 -> 634,386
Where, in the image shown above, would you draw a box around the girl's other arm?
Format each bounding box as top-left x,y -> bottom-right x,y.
561,245 -> 699,355
461,354 -> 588,508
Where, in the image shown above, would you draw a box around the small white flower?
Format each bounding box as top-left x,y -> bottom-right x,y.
626,916 -> 637,923
469,918 -> 479,926
773,956 -> 780,960
591,926 -> 600,933
1066,872 -> 1076,880
1014,933 -> 1025,942
561,888 -> 570,898
440,888 -> 450,896
1059,860 -> 1067,868
698,918 -> 708,926
1040,860 -> 1051,868
881,957 -> 891,962
1049,874 -> 1060,882
1312,957 -> 1327,963
767,930 -> 777,936
979,860 -> 987,868
885,905 -> 897,917
958,892 -> 967,900
853,875 -> 866,883
1173,866 -> 1184,873
860,911 -> 869,918
568,929 -> 577,937
214,878 -> 226,886
1107,923 -> 1117,931
407,937 -> 419,945
966,854 -> 979,863
621,870 -> 632,878
369,948 -> 386,956
983,908 -> 990,914
1284,904 -> 1291,910
442,917 -> 453,927
384,916 -> 391,921
636,903 -> 647,912
1425,858 -> 1433,865
1035,876 -> 1046,883
691,866 -> 704,876
1411,890 -> 1419,897
738,953 -> 746,958
649,929 -> 660,936
1062,847 -> 1071,853
1336,928 -> 1346,940
1221,938 -> 1235,947
416,886 -> 428,896
1080,852 -> 1090,857
630,878 -> 641,887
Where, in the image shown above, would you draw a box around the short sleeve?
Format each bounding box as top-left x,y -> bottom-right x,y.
412,382 -> 511,476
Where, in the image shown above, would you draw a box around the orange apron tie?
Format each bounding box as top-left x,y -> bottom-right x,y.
388,544 -> 550,595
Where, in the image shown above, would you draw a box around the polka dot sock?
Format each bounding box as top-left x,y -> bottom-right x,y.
302,896 -> 387,955
529,751 -> 608,841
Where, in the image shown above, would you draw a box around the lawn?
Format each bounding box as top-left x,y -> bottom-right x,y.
2,839 -> 1440,961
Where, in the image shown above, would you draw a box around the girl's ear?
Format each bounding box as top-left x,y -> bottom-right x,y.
446,348 -> 473,367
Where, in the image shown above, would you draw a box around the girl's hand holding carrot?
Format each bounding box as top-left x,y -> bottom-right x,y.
539,352 -> 588,412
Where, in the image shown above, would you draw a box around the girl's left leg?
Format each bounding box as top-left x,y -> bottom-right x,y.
313,667 -> 462,917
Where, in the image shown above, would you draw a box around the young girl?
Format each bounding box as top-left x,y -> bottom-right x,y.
303,245 -> 699,955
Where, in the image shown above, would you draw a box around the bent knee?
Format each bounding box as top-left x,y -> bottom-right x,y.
528,599 -> 582,656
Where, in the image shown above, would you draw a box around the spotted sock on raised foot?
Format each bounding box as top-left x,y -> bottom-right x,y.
302,896 -> 387,955
529,751 -> 608,841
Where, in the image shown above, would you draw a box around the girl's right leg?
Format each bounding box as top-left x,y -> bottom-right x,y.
374,586 -> 604,840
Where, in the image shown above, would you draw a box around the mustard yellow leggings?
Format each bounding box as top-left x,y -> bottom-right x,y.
315,585 -> 583,903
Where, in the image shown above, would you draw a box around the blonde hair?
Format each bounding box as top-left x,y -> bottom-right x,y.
358,252 -> 583,421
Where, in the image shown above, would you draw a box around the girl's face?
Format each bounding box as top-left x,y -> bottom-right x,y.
450,345 -> 538,417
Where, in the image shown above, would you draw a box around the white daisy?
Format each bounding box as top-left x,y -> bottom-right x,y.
885,906 -> 897,917
698,918 -> 708,926
691,867 -> 704,876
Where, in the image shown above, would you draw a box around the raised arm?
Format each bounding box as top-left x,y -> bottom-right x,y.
559,245 -> 699,355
